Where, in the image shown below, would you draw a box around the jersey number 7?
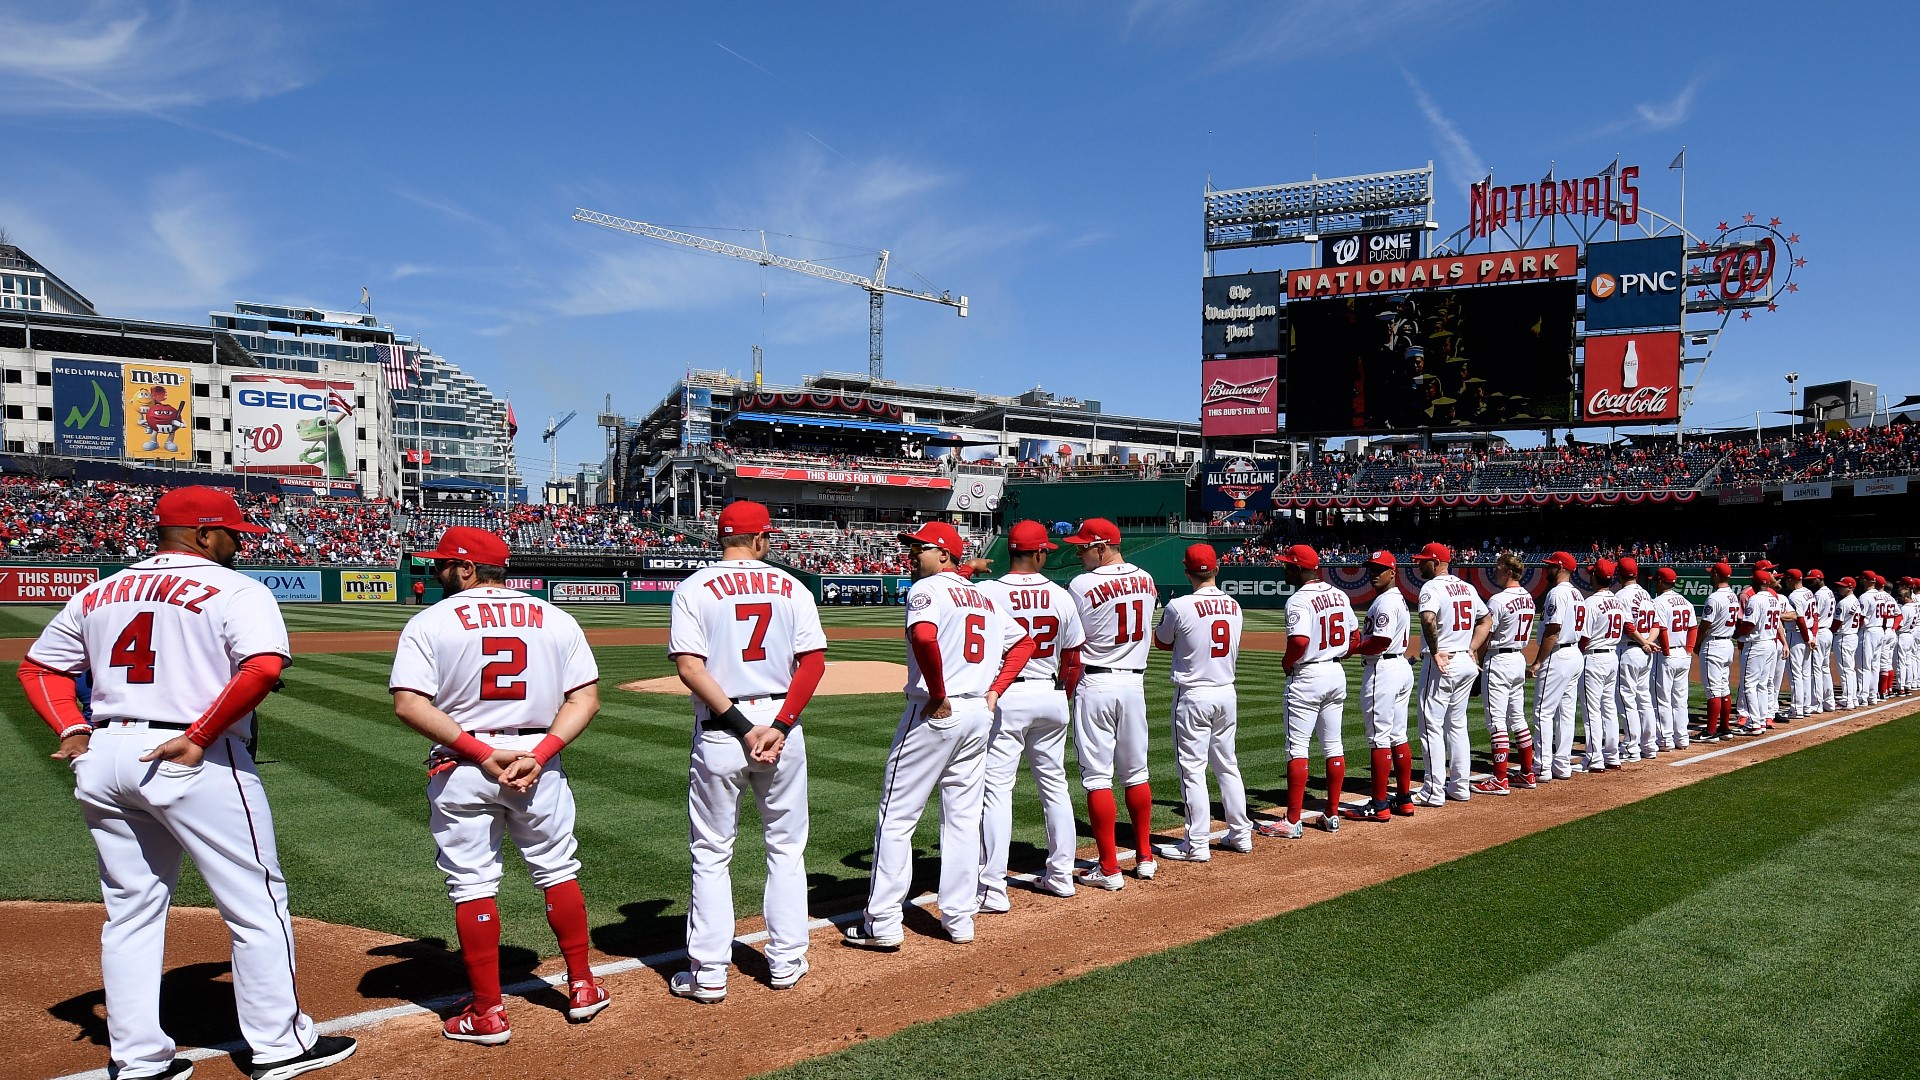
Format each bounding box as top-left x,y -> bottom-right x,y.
737,603 -> 773,662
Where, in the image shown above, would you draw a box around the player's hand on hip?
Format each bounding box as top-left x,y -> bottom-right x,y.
926,697 -> 952,720
1435,651 -> 1453,673
140,735 -> 204,767
51,732 -> 91,761
498,755 -> 541,792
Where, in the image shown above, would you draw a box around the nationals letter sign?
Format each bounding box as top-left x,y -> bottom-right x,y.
1200,356 -> 1281,437
1582,332 -> 1681,421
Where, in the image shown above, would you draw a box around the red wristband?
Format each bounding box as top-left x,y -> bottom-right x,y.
531,735 -> 566,766
450,733 -> 494,763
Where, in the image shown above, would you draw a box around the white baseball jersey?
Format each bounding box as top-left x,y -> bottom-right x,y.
27,552 -> 291,731
1653,590 -> 1696,652
1877,590 -> 1902,631
1787,586 -> 1814,644
1364,587 -> 1412,655
1836,593 -> 1864,637
1741,590 -> 1787,642
904,571 -> 1022,699
1704,586 -> 1738,639
1154,586 -> 1243,688
1813,586 -> 1836,633
1582,590 -> 1627,650
1486,586 -> 1536,649
1285,581 -> 1358,664
975,572 -> 1086,680
1904,600 -> 1920,635
1616,582 -> 1655,651
1539,580 -> 1584,644
668,559 -> 826,698
391,586 -> 598,732
1069,562 -> 1159,670
1418,574 -> 1488,654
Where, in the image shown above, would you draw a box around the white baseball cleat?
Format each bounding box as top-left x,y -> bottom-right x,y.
1255,817 -> 1304,840
840,925 -> 904,950
1132,858 -> 1158,880
669,971 -> 727,1003
1412,791 -> 1448,807
1217,834 -> 1253,853
1076,865 -> 1125,891
770,956 -> 809,990
1032,876 -> 1077,898
1153,842 -> 1210,863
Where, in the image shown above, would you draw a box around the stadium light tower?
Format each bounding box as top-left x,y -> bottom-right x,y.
1786,371 -> 1800,433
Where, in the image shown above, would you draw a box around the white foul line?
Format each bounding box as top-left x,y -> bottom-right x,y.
1669,700 -> 1905,767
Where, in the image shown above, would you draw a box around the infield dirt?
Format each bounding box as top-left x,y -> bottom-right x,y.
14,698 -> 1915,1080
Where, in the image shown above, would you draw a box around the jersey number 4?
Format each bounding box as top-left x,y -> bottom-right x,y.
480,637 -> 528,700
109,611 -> 157,684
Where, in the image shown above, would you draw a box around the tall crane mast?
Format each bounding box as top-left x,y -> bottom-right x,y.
573,208 -> 968,382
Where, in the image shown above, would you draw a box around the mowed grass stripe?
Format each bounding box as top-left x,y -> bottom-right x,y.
776,713 -> 1920,1080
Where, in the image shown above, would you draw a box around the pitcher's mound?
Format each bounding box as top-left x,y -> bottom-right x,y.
620,660 -> 907,697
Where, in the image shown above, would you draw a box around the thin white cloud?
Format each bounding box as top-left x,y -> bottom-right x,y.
1579,73 -> 1710,141
1124,0 -> 1490,67
1402,70 -> 1486,189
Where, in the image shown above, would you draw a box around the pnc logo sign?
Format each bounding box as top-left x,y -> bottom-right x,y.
1590,270 -> 1676,299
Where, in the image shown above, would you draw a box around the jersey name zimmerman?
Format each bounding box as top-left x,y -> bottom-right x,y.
1071,565 -> 1159,669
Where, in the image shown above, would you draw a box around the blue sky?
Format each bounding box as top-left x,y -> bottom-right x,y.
2,1 -> 1913,489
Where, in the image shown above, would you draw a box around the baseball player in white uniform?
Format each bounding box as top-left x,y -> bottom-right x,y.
1259,544 -> 1355,836
1808,570 -> 1837,712
845,522 -> 1034,949
1413,543 -> 1490,804
1650,568 -> 1696,750
390,526 -> 606,1043
1062,517 -> 1161,889
666,501 -> 827,1001
1698,563 -> 1739,741
1343,551 -> 1417,820
1875,575 -> 1901,700
973,520 -> 1086,904
1734,570 -> 1789,735
1833,577 -> 1864,710
1473,552 -> 1537,794
1783,569 -> 1815,719
1579,560 -> 1627,770
1613,559 -> 1660,761
1860,573 -> 1887,706
1899,580 -> 1919,694
1528,552 -> 1584,783
1150,543 -> 1254,859
18,486 -> 357,1080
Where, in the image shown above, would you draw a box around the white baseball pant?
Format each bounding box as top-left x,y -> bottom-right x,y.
1169,685 -> 1253,851
1615,647 -> 1656,758
1700,638 -> 1735,699
1655,652 -> 1692,748
1418,656 -> 1478,800
1740,641 -> 1781,725
864,698 -> 992,941
1877,629 -> 1897,682
1482,651 -> 1529,777
1769,646 -> 1787,721
1835,634 -> 1860,707
1814,629 -> 1837,710
1285,661 -> 1347,760
1900,632 -> 1917,692
430,731 -> 583,902
1073,672 -> 1149,791
1361,656 -> 1413,748
75,727 -> 318,1078
1861,630 -> 1884,703
1532,646 -> 1582,780
685,701 -> 809,990
1581,650 -> 1621,767
1787,635 -> 1813,717
979,681 -> 1077,907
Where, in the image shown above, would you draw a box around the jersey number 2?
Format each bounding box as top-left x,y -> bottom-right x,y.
110,611 -> 157,684
480,637 -> 528,700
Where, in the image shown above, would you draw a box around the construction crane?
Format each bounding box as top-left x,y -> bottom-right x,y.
573,208 -> 968,382
542,410 -> 577,501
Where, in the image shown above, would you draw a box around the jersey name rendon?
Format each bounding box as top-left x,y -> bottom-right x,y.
79,572 -> 220,616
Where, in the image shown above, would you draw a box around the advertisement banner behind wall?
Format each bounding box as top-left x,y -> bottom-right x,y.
1584,236 -> 1684,331
551,580 -> 624,604
1016,438 -> 1086,462
0,566 -> 98,604
1199,356 -> 1281,437
639,555 -> 722,571
1581,331 -> 1682,422
122,363 -> 193,463
51,357 -> 124,458
231,373 -> 357,483
1858,476 -> 1909,497
242,569 -> 323,603
339,570 -> 397,603
819,576 -> 906,605
1201,271 -> 1283,355
1783,482 -> 1833,502
1200,461 -> 1281,512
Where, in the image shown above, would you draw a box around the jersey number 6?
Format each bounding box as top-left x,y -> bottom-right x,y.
480,637 -> 528,700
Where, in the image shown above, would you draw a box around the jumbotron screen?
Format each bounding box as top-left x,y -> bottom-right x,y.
1284,280 -> 1577,434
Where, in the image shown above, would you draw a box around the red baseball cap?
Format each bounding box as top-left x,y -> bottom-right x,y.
1784,568 -> 1803,581
1755,559 -> 1776,571
1183,543 -> 1219,573
718,501 -> 779,537
1543,551 -> 1578,571
1755,569 -> 1776,586
1711,561 -> 1732,577
899,521 -> 966,560
1838,576 -> 1857,588
1007,519 -> 1058,552
1593,558 -> 1617,580
1276,543 -> 1320,569
1415,542 -> 1452,563
1656,567 -> 1678,584
1617,557 -> 1638,577
155,486 -> 267,535
413,525 -> 510,565
1807,568 -> 1825,580
1365,550 -> 1398,568
1062,518 -> 1122,546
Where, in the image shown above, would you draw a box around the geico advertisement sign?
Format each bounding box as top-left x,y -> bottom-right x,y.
1218,577 -> 1297,598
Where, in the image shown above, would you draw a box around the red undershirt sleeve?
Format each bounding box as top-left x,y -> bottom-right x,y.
1060,646 -> 1084,697
1283,635 -> 1308,675
185,654 -> 286,748
1353,634 -> 1392,657
909,621 -> 946,700
989,635 -> 1037,697
776,650 -> 827,727
17,658 -> 89,737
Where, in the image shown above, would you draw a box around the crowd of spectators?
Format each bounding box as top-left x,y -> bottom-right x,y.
766,523 -> 915,576
1220,524 -> 1762,568
1712,425 -> 1920,486
714,440 -> 943,476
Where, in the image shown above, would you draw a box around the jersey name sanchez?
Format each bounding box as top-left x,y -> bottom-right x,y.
1154,587 -> 1242,688
27,552 -> 291,731
974,573 -> 1085,680
1582,591 -> 1626,650
1285,581 -> 1357,664
904,572 -> 1022,700
391,586 -> 598,733
1418,574 -> 1487,654
668,560 -> 826,699
1069,563 -> 1160,670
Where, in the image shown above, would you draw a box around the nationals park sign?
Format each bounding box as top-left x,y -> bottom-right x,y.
1288,246 -> 1577,299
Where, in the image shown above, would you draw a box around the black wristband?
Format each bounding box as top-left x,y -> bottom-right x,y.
718,705 -> 754,738
771,719 -> 794,736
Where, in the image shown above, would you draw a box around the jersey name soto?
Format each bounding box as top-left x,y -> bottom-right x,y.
1003,587 -> 1054,612
80,573 -> 220,617
701,569 -> 796,600
453,600 -> 545,631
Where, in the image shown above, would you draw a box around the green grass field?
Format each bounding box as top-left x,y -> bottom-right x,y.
780,711 -> 1920,1080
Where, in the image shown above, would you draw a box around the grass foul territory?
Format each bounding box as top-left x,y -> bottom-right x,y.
777,712 -> 1920,1080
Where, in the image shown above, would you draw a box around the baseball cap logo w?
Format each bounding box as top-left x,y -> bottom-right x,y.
1204,375 -> 1277,405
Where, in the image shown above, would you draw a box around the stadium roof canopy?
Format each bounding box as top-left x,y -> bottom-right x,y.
730,411 -> 944,437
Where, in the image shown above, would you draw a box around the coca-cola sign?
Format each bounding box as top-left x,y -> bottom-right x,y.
1199,356 -> 1281,437
1582,332 -> 1681,421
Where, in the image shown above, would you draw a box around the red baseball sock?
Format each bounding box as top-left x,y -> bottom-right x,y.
1325,756 -> 1345,816
1370,747 -> 1391,803
1285,758 -> 1309,823
1704,697 -> 1721,736
543,879 -> 593,984
1123,783 -> 1154,857
1391,742 -> 1413,796
1088,788 -> 1119,874
1516,734 -> 1536,777
454,897 -> 503,1011
1490,736 -> 1510,782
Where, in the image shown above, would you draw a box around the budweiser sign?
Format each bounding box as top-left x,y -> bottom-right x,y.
1582,332 -> 1681,422
1199,356 -> 1280,437
1205,374 -> 1277,405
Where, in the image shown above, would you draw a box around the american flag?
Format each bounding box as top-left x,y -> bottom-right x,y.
379,344 -> 410,390
327,389 -> 354,415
